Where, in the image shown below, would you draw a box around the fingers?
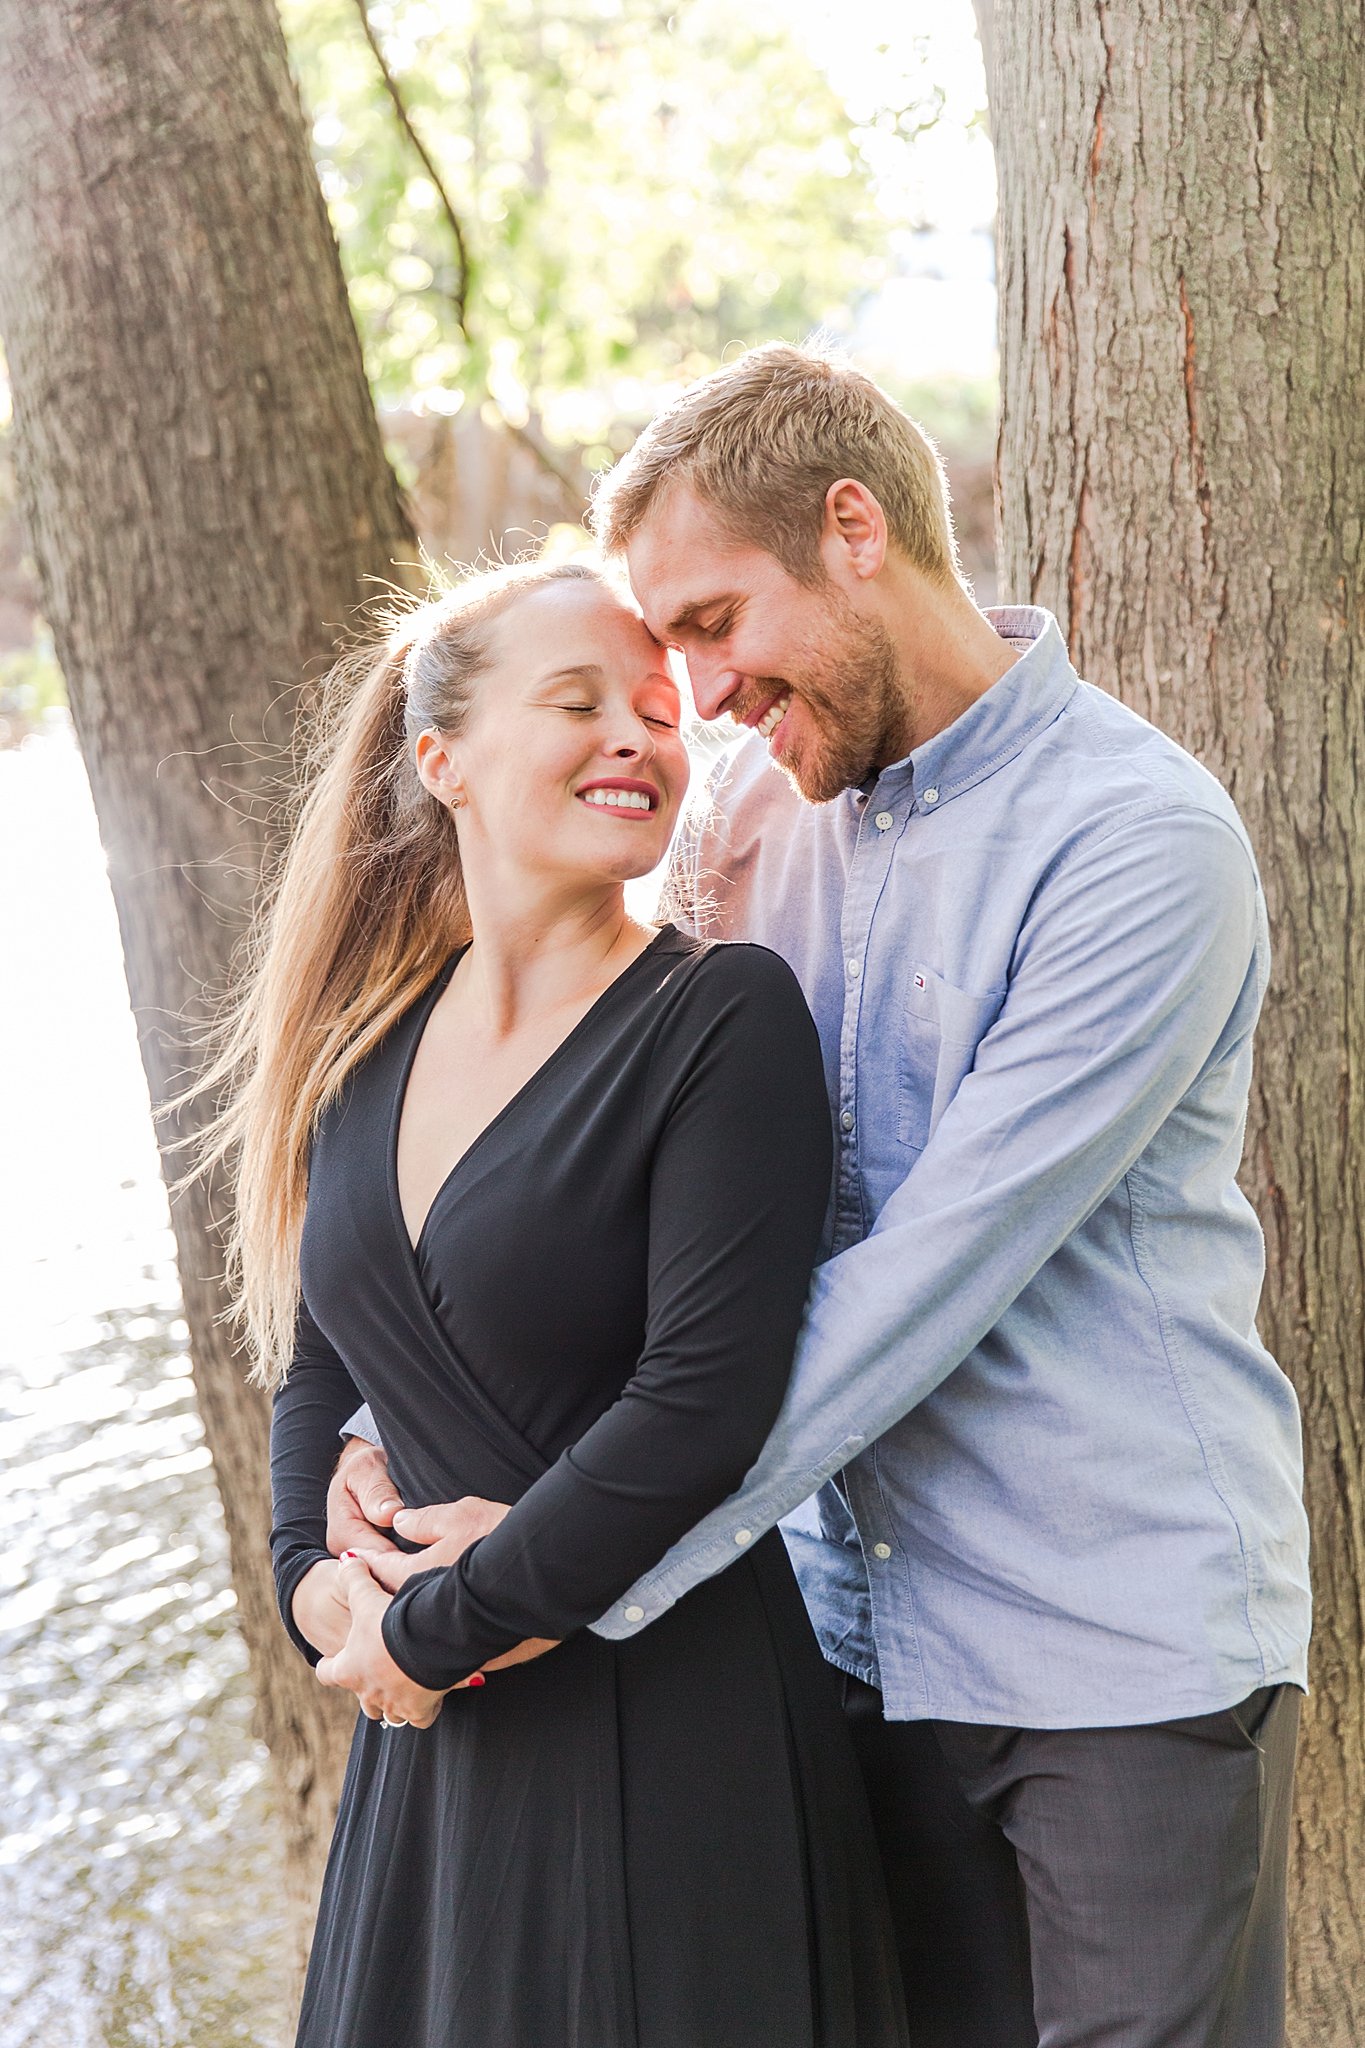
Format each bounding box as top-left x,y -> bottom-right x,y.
326,1442 -> 404,1556
363,1549 -> 413,1596
389,1502 -> 462,1545
330,1505 -> 402,1559
391,1497 -> 511,1547
316,1650 -> 379,1718
342,1441 -> 403,1527
479,1635 -> 559,1672
314,1554 -> 462,1729
364,1532 -> 484,1593
316,1652 -> 458,1723
336,1548 -> 386,1616
327,1506 -> 395,1560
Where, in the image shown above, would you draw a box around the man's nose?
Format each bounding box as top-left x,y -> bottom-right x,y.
686,656 -> 743,723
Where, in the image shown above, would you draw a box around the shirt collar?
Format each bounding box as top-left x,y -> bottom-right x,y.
854,606 -> 1078,812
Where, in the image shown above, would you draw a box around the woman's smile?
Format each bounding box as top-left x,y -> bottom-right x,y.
575,776 -> 661,814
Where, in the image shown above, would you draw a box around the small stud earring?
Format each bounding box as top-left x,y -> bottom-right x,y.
447,793 -> 465,811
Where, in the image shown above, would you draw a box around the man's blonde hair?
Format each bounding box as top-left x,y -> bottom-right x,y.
591,341 -> 959,586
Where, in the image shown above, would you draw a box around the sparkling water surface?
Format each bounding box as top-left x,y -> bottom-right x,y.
0,726 -> 292,2047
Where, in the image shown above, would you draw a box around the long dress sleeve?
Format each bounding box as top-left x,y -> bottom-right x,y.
381,943 -> 833,1690
270,1297 -> 365,1665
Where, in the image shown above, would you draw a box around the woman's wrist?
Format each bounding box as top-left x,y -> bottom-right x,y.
292,1556 -> 351,1658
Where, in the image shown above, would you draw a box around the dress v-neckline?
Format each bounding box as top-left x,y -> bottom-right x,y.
388,925 -> 679,1267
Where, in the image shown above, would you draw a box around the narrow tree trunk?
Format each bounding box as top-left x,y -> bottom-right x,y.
0,0 -> 418,1978
984,2 -> 1365,2033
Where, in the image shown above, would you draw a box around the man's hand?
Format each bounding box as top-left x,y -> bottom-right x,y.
361,1499 -> 560,1677
316,1552 -> 449,1727
479,1635 -> 560,1674
363,1497 -> 513,1593
326,1437 -> 405,1558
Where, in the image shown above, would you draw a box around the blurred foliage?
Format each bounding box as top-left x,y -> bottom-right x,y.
878,372 -> 998,463
280,0 -> 901,456
0,635 -> 65,714
0,372 -> 63,736
0,634 -> 68,750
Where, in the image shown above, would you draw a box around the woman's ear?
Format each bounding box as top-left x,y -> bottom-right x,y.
415,728 -> 466,810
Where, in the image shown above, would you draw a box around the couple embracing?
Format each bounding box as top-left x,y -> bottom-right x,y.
227,344 -> 1309,2047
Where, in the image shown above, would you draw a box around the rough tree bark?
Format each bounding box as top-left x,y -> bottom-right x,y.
982,2 -> 1365,2034
0,0 -> 418,1976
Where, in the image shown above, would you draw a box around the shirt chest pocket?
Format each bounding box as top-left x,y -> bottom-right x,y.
898,966 -> 1006,1152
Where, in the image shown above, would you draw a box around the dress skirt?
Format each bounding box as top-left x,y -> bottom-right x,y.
298,1531 -> 904,2048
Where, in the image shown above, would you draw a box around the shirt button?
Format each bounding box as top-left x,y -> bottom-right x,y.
922,786 -> 940,806
734,1528 -> 753,1546
846,957 -> 861,979
874,811 -> 894,831
623,1604 -> 645,1622
840,1110 -> 855,1132
872,1542 -> 893,1560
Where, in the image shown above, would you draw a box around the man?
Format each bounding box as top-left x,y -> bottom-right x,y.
331,343 -> 1310,2047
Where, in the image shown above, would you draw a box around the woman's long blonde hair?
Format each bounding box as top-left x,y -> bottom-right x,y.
188,557 -> 607,1388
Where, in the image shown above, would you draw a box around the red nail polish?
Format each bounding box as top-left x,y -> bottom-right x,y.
339,1549 -> 360,1562
467,1672 -> 486,1688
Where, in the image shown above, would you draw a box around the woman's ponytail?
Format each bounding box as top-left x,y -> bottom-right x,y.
184,557 -> 604,1386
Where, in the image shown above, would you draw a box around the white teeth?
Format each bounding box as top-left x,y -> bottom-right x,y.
755,691 -> 792,740
580,788 -> 653,811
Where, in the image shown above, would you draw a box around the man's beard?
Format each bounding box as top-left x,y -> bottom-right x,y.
772,594 -> 909,804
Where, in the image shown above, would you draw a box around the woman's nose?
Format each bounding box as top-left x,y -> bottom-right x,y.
606,718 -> 655,759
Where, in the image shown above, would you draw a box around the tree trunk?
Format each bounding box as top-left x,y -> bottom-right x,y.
0,0 -> 418,1981
984,2 -> 1365,2033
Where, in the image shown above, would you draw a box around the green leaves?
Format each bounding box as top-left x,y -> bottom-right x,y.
281,0 -> 893,445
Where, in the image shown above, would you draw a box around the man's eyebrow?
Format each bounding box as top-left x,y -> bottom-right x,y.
663,596 -> 734,638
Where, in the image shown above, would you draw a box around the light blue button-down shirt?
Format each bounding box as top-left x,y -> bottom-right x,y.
590,606 -> 1311,1727
346,608 -> 1311,1724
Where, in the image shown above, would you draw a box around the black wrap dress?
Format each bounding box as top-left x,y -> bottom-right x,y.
270,926 -> 908,2048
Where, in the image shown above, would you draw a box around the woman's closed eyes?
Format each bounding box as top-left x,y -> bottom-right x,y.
553,702 -> 678,730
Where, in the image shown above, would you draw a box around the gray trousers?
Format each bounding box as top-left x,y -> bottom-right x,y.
843,1678 -> 1301,2048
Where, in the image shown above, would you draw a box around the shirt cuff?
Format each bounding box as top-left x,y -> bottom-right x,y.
590,1430 -> 867,1638
340,1403 -> 382,1447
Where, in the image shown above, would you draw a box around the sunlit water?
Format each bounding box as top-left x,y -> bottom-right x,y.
0,725 -> 292,2047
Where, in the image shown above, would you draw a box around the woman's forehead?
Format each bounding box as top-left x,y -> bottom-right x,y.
490,577 -> 667,666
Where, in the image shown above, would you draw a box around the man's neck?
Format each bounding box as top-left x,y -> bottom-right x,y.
881,571 -> 1021,760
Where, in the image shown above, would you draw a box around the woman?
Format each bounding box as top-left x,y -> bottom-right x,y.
210,558 -> 907,2046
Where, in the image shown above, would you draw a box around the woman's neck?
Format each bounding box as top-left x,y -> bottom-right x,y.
457,875 -> 654,1038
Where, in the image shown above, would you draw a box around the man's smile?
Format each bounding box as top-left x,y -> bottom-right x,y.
738,687 -> 793,740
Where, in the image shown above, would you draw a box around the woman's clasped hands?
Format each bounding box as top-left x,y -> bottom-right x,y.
315,1551 -> 451,1729
294,1494 -> 556,1729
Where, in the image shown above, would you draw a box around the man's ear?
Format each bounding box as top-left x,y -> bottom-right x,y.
821,479 -> 888,582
